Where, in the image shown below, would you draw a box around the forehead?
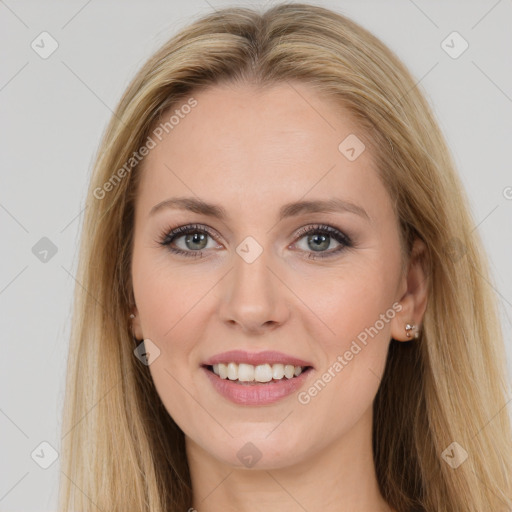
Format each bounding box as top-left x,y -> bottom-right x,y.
137,81 -> 388,220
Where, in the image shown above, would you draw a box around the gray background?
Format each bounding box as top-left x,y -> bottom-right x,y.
1,1 -> 511,510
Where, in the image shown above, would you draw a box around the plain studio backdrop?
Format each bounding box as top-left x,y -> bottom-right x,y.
1,1 -> 511,510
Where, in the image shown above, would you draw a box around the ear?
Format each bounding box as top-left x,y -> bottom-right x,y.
390,238 -> 429,342
129,305 -> 144,341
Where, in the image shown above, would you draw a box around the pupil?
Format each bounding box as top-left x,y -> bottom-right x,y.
186,233 -> 207,250
309,234 -> 329,251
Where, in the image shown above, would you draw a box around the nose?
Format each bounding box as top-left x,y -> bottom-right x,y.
217,247 -> 291,334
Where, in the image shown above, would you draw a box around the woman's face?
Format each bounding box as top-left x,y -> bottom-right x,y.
131,81 -> 413,469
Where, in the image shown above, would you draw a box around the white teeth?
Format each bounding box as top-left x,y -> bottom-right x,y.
254,364 -> 273,382
218,363 -> 228,379
272,363 -> 285,379
238,363 -> 254,382
227,362 -> 238,380
284,364 -> 295,379
210,362 -> 307,382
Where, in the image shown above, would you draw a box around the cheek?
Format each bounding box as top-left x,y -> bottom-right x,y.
131,254 -> 214,427
297,257 -> 398,349
293,307 -> 392,446
292,255 -> 398,413
131,245 -> 217,344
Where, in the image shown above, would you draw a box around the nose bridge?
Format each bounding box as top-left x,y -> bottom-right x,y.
218,239 -> 289,332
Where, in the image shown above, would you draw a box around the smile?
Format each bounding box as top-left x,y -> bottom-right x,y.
202,364 -> 314,405
207,362 -> 309,383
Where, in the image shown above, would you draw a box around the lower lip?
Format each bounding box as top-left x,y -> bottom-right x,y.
202,366 -> 313,406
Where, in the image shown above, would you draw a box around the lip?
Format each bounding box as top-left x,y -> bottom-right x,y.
202,365 -> 314,405
202,350 -> 313,368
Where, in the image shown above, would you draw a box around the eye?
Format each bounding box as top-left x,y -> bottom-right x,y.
157,224 -> 220,258
157,223 -> 353,260
292,224 -> 352,259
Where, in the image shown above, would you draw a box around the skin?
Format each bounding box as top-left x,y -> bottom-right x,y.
131,81 -> 428,512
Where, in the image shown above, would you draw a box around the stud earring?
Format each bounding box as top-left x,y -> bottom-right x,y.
405,323 -> 420,339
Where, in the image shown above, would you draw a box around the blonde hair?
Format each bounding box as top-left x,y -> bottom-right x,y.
58,3 -> 512,511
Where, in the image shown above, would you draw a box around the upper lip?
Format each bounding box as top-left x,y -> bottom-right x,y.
202,350 -> 313,368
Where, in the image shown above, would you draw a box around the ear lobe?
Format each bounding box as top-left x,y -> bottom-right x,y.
129,307 -> 144,340
390,238 -> 429,342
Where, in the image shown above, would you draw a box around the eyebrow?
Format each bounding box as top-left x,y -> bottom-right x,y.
149,196 -> 370,222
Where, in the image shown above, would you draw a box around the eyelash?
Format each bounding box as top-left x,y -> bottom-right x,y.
156,223 -> 353,260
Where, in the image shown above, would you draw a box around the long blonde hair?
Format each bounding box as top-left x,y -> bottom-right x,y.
58,3 -> 512,511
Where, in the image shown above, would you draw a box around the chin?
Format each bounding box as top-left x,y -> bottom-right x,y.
207,434 -> 309,471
